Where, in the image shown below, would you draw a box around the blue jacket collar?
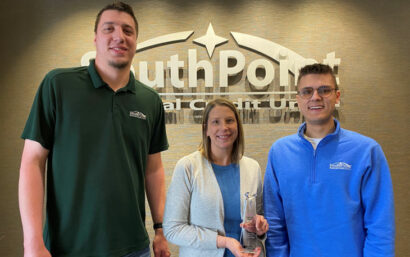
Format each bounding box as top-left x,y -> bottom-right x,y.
297,118 -> 340,139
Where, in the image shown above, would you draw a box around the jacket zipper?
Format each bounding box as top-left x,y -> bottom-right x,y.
312,149 -> 317,184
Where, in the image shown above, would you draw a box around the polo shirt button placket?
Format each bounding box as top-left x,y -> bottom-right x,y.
111,92 -> 118,115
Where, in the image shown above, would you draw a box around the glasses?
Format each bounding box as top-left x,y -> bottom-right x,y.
297,86 -> 337,99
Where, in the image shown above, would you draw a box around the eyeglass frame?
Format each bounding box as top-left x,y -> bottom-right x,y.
297,85 -> 338,99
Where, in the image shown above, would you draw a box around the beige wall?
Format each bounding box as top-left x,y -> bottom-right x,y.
1,0 -> 409,256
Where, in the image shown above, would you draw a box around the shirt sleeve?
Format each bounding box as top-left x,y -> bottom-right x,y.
263,146 -> 290,257
163,157 -> 219,250
21,73 -> 56,149
362,144 -> 395,257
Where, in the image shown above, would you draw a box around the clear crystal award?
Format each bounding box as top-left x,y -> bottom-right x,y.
241,192 -> 257,253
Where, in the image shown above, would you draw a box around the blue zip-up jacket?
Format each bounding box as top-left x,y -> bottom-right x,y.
263,120 -> 395,257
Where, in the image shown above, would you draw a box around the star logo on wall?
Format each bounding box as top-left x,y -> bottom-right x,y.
193,23 -> 228,58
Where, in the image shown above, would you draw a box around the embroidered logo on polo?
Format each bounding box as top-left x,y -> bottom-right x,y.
129,111 -> 146,120
329,162 -> 352,171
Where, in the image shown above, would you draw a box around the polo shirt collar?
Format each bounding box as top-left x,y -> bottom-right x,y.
88,59 -> 136,94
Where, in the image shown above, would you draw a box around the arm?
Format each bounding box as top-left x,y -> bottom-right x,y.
163,158 -> 220,249
362,145 -> 395,257
263,147 -> 289,257
145,152 -> 170,257
19,139 -> 51,257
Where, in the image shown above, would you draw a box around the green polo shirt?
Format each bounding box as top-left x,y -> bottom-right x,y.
22,60 -> 168,257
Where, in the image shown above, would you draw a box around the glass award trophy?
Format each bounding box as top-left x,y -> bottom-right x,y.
241,192 -> 257,253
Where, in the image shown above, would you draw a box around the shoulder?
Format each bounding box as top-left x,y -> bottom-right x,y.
175,151 -> 204,169
35,66 -> 88,95
239,156 -> 261,179
173,151 -> 207,183
41,66 -> 89,89
133,80 -> 164,115
339,128 -> 380,149
134,79 -> 162,100
45,66 -> 88,81
240,155 -> 260,169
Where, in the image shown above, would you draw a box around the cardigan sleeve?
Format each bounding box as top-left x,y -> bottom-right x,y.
163,156 -> 219,250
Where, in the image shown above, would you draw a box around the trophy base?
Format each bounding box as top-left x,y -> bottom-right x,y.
241,248 -> 256,254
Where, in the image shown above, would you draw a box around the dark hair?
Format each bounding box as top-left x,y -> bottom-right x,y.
199,98 -> 244,164
297,63 -> 338,90
94,1 -> 138,36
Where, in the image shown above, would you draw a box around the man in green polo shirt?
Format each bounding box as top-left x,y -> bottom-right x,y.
19,2 -> 170,257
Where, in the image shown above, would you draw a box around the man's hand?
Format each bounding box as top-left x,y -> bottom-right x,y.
241,214 -> 269,236
24,244 -> 52,257
145,153 -> 170,257
152,229 -> 171,257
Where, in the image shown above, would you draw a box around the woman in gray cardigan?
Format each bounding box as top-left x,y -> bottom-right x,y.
163,98 -> 268,257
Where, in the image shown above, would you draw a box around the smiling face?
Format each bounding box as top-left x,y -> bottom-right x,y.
297,73 -> 340,127
206,105 -> 239,156
94,10 -> 137,70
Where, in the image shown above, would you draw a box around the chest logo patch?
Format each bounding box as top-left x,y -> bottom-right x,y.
130,110 -> 146,120
329,162 -> 352,171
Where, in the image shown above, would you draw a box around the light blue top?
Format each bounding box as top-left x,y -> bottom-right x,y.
212,163 -> 241,257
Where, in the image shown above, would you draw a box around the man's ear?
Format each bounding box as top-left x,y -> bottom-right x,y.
335,90 -> 341,104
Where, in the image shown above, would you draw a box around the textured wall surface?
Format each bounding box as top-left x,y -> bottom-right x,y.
0,0 -> 409,256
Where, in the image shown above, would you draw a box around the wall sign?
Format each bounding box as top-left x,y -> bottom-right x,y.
81,23 -> 341,124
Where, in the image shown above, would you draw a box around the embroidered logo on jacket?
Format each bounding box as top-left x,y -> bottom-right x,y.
329,162 -> 352,170
129,110 -> 146,120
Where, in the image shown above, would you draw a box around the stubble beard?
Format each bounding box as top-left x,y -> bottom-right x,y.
307,116 -> 332,126
108,60 -> 129,70
305,110 -> 335,126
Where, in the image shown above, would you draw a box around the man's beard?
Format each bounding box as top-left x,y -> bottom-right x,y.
109,60 -> 129,69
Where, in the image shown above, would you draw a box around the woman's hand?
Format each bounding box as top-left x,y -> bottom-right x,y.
217,236 -> 261,257
241,214 -> 269,236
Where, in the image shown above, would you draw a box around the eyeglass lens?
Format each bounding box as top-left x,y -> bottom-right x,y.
299,86 -> 334,98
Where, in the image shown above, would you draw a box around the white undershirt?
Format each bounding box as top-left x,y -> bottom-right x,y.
304,134 -> 323,150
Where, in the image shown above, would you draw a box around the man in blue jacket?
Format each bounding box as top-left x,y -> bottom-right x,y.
263,63 -> 395,257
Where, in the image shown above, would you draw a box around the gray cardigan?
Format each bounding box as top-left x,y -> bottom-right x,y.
163,151 -> 264,257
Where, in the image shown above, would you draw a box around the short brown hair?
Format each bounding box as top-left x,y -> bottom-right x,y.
199,98 -> 245,164
94,1 -> 138,36
297,63 -> 338,90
